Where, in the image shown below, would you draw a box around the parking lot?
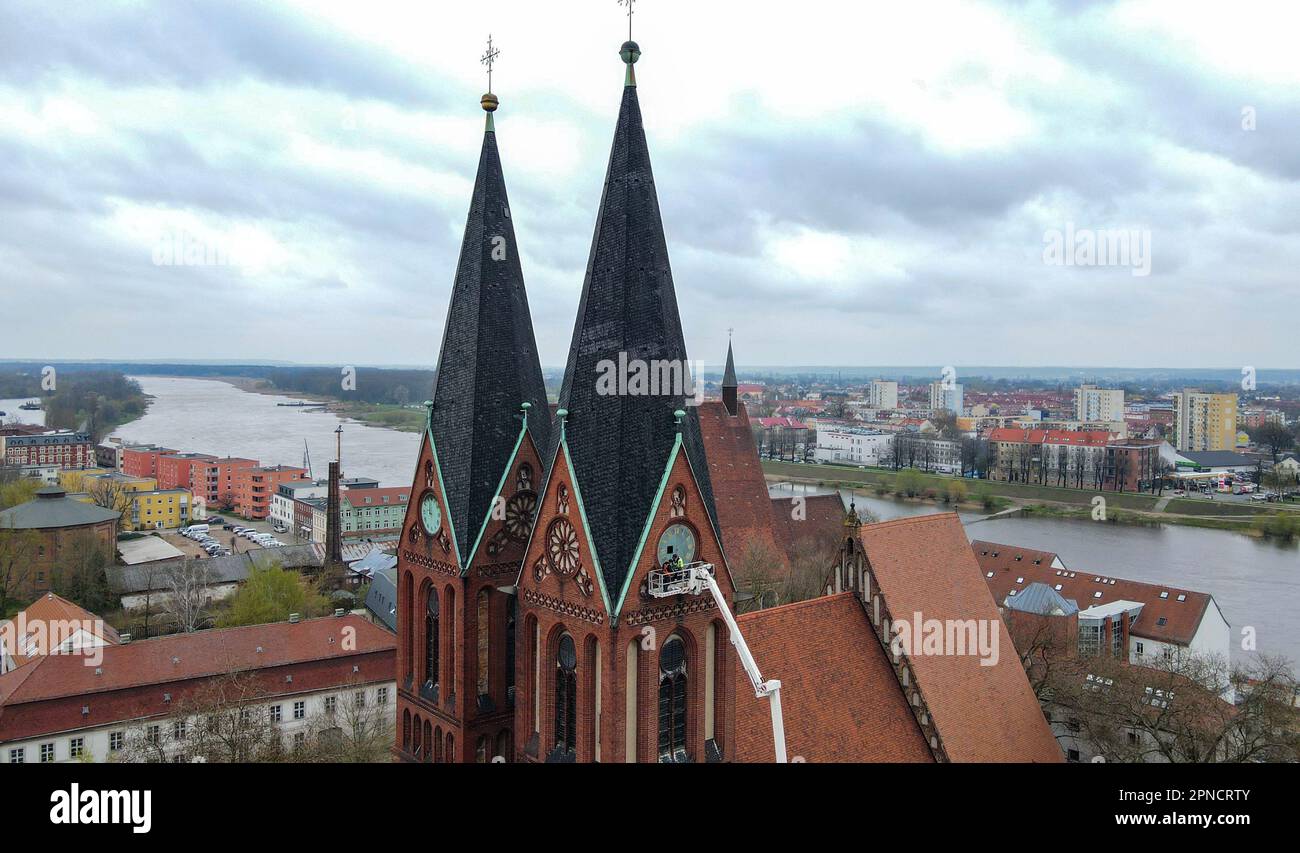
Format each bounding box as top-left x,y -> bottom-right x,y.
160,515 -> 303,559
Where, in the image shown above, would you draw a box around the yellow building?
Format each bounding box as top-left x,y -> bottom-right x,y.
58,467 -> 117,493
1173,390 -> 1238,452
68,483 -> 192,531
125,488 -> 193,531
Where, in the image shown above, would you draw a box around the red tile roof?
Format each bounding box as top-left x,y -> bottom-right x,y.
0,616 -> 395,742
988,428 -> 1114,447
735,593 -> 933,763
857,514 -> 1063,762
971,540 -> 1217,647
342,486 -> 410,508
2,593 -> 119,668
697,401 -> 786,567
770,493 -> 848,560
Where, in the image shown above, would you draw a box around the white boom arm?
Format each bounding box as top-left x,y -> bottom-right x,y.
646,562 -> 788,763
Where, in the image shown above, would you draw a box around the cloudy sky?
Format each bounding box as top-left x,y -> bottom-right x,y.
2,0 -> 1296,370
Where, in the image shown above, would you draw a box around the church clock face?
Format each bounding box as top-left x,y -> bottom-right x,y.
547,518 -> 580,577
420,492 -> 442,536
657,523 -> 697,566
504,491 -> 537,542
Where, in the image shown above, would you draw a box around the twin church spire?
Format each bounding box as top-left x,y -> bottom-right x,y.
430,30 -> 718,597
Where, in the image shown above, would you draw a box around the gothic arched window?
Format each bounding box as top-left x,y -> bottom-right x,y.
423,588 -> 440,700
658,635 -> 688,763
554,633 -> 578,758
477,589 -> 491,698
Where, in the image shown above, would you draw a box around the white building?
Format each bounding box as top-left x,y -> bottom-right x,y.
866,380 -> 899,411
0,615 -> 395,763
1075,385 -> 1125,423
929,381 -> 964,416
14,464 -> 60,485
270,480 -> 329,531
895,434 -> 963,475
814,426 -> 894,467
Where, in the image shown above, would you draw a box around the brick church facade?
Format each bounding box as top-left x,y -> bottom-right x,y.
394,39 -> 1063,764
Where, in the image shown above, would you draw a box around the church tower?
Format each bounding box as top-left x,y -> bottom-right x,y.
722,339 -> 739,417
395,47 -> 551,763
513,36 -> 736,763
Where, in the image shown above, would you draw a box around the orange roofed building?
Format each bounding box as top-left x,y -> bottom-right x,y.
830,513 -> 1065,762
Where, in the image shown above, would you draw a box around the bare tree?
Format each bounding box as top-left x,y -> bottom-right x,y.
295,680 -> 395,763
86,477 -> 134,533
120,669 -> 279,763
1046,652 -> 1298,763
732,539 -> 785,614
0,524 -> 40,614
163,559 -> 214,633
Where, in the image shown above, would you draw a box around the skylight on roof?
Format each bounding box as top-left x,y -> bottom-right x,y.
1176,594 -> 1186,602
1159,591 -> 1169,599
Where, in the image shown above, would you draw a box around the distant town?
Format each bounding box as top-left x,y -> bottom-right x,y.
1,362 -> 1297,768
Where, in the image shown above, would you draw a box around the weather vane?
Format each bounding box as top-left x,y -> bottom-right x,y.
481,34 -> 501,93
618,0 -> 636,41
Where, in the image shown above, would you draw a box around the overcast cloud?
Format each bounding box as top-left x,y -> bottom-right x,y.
1,0 -> 1296,370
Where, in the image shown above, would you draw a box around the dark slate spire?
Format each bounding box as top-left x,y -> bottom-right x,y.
556,42 -> 718,598
722,339 -> 738,416
431,92 -> 550,563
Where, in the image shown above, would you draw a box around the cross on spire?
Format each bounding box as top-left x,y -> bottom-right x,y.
618,0 -> 636,41
480,34 -> 501,93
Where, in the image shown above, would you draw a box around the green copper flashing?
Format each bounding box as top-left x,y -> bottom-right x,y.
614,431 -> 681,615
561,437 -> 613,614
424,422 -> 465,572
464,416 -> 529,575
510,420 -> 612,616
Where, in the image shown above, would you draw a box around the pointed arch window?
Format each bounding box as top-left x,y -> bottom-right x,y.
423,588 -> 440,702
477,589 -> 491,700
658,635 -> 688,763
553,634 -> 578,759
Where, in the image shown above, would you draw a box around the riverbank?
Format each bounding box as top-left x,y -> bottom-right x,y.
761,459 -> 1300,540
207,376 -> 427,433
111,376 -> 421,487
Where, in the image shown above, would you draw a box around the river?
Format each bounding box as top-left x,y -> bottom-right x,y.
0,398 -> 46,426
102,379 -> 1295,665
770,482 -> 1299,665
109,376 -> 421,488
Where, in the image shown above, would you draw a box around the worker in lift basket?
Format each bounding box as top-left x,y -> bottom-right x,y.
671,552 -> 685,572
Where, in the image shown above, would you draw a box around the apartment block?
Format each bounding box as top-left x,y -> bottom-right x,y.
233,465 -> 309,520
1075,385 -> 1124,423
1173,390 -> 1238,452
